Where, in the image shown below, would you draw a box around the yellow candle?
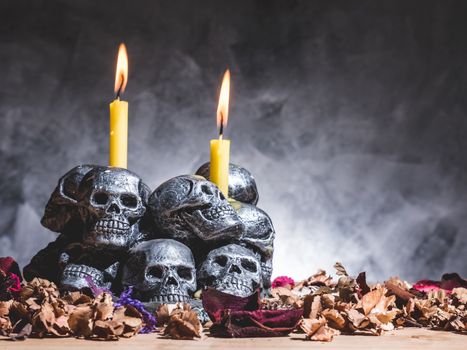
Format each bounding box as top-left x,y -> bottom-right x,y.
109,43 -> 129,168
210,136 -> 230,196
210,69 -> 231,196
109,99 -> 128,168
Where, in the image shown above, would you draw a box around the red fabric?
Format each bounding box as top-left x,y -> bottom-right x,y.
202,288 -> 302,338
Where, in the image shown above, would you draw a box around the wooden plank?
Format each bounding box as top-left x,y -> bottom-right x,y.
0,328 -> 465,350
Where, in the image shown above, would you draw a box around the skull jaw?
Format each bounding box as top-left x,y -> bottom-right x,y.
261,259 -> 273,290
60,264 -> 110,292
83,221 -> 138,250
132,286 -> 192,303
184,210 -> 245,242
212,275 -> 257,297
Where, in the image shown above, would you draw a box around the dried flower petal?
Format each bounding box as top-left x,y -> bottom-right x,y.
68,305 -> 93,338
322,308 -> 346,329
163,310 -> 202,340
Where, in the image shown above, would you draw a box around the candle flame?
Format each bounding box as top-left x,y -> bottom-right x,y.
217,69 -> 230,135
114,43 -> 128,98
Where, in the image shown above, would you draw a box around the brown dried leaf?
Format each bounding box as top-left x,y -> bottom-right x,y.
305,269 -> 333,287
163,310 -> 202,340
93,319 -> 123,340
322,309 -> 346,329
304,295 -> 322,319
93,293 -> 113,321
113,306 -> 143,337
68,305 -> 93,338
0,316 -> 12,333
452,287 -> 467,304
300,317 -> 326,336
300,317 -> 339,342
0,300 -> 12,317
361,288 -> 385,315
20,278 -> 59,303
62,292 -> 92,306
334,262 -> 349,277
311,324 -> 339,341
346,309 -> 370,329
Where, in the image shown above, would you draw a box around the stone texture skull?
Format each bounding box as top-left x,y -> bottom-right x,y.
196,162 -> 259,205
76,166 -> 150,250
148,175 -> 244,247
232,201 -> 275,292
122,239 -> 196,303
58,243 -> 119,292
198,244 -> 261,297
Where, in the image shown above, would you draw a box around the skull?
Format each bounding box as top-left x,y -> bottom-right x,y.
198,244 -> 261,297
76,166 -> 150,250
58,243 -> 119,292
148,175 -> 244,247
196,162 -> 259,205
41,164 -> 95,236
232,201 -> 275,292
122,239 -> 196,303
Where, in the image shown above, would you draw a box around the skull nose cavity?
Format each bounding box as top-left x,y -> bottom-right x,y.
229,264 -> 241,274
107,202 -> 121,214
167,275 -> 179,286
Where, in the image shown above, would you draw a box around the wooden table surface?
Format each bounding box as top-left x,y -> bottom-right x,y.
0,328 -> 465,350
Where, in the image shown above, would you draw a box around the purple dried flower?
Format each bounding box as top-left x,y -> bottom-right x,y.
116,286 -> 157,334
84,276 -> 113,297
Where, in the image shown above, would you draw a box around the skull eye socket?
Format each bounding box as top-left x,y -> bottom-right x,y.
121,193 -> 138,208
92,192 -> 109,205
177,267 -> 193,280
241,259 -> 258,273
201,184 -> 213,195
147,265 -> 164,279
214,255 -> 228,267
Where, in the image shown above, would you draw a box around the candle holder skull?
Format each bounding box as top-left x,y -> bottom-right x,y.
197,244 -> 261,297
233,201 -> 275,293
24,165 -> 150,283
58,243 -> 119,292
122,239 -> 196,303
147,175 -> 244,247
195,162 -> 259,205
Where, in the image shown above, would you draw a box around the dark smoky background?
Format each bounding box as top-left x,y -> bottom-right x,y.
0,0 -> 466,281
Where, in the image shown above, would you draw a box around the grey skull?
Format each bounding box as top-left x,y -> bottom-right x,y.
122,239 -> 196,303
76,167 -> 150,250
41,164 -> 95,236
148,175 -> 244,246
232,201 -> 275,291
58,243 -> 119,292
198,244 -> 261,297
195,162 -> 259,205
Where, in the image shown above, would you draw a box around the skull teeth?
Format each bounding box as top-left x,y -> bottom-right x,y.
217,276 -> 253,294
148,294 -> 190,303
203,205 -> 235,220
62,264 -> 104,283
94,219 -> 130,234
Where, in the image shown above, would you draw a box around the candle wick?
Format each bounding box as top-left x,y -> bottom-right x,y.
219,111 -> 224,137
115,75 -> 124,100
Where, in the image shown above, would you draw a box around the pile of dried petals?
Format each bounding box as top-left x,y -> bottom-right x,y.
156,302 -> 202,339
0,278 -> 147,340
261,262 -> 467,341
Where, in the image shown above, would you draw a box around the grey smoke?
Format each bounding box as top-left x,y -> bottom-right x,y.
0,0 -> 466,281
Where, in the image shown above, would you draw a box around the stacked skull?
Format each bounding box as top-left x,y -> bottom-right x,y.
24,165 -> 151,293
25,161 -> 275,301
194,162 -> 276,296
